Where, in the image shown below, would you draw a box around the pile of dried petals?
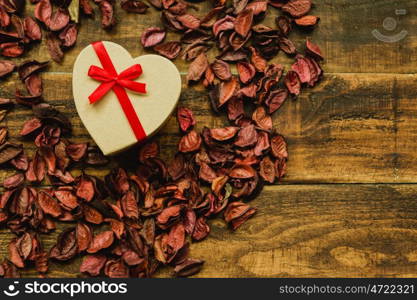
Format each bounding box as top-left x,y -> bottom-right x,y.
0,0 -> 117,63
0,0 -> 323,278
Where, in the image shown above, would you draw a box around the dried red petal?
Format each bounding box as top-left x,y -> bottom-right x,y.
0,60 -> 15,78
120,191 -> 139,219
234,124 -> 257,147
121,0 -> 149,14
210,127 -> 239,141
153,41 -> 181,60
59,23 -> 78,47
80,254 -> 107,276
141,27 -> 166,48
87,231 -> 114,253
276,15 -> 292,36
192,217 -> 210,241
249,46 -> 267,72
219,77 -> 238,107
306,38 -> 323,60
271,135 -> 288,159
236,61 -> 255,84
295,15 -> 319,26
54,190 -> 78,210
76,222 -> 93,252
178,130 -> 202,153
99,0 -> 116,29
252,106 -> 272,131
265,89 -> 288,114
47,8 -> 69,31
20,118 -> 42,136
176,14 -> 200,30
46,33 -> 63,63
34,0 -> 52,24
211,59 -> 232,81
38,191 -> 62,217
3,173 -> 24,189
173,258 -> 204,277
278,37 -> 296,55
284,70 -> 301,95
177,107 -> 195,132
0,42 -> 23,57
234,8 -> 253,37
66,142 -> 87,161
76,176 -> 95,202
282,0 -> 312,18
229,164 -> 256,179
259,156 -> 275,183
186,52 -> 208,84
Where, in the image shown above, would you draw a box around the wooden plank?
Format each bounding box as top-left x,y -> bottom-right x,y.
8,0 -> 417,73
1,72 -> 417,183
3,184 -> 417,277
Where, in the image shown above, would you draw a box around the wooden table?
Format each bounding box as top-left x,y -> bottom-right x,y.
1,0 -> 417,277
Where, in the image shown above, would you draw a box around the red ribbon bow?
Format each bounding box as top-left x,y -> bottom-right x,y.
88,41 -> 147,141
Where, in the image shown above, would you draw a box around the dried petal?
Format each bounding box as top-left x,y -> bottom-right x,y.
20,118 -> 42,136
34,0 -> 52,24
177,107 -> 195,132
99,0 -> 116,29
236,61 -> 255,84
47,8 -> 69,31
252,106 -> 272,131
174,258 -> 204,277
295,15 -> 319,26
66,142 -> 87,161
0,143 -> 23,165
235,125 -> 257,147
87,231 -> 114,253
76,222 -> 93,252
192,217 -> 210,241
59,23 -> 78,47
284,70 -> 301,95
38,191 -> 62,217
179,130 -> 202,153
211,59 -> 231,81
0,60 -> 15,78
121,0 -> 149,14
153,41 -> 181,60
219,77 -> 238,107
306,38 -> 323,60
210,127 -> 239,141
141,27 -> 166,48
265,89 -> 288,114
46,33 -> 64,63
234,8 -> 253,37
260,156 -> 275,183
271,135 -> 288,159
282,0 -> 312,18
80,254 -> 107,276
229,164 -> 256,179
176,14 -> 200,30
3,173 -> 24,189
186,52 -> 208,83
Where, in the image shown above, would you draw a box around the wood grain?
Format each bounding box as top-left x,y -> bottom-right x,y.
1,72 -> 417,183
0,0 -> 416,278
2,184 -> 417,278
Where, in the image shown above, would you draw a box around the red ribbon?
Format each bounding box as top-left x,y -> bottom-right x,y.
88,41 -> 147,141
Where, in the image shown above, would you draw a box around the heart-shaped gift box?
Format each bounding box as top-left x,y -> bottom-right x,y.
72,41 -> 182,155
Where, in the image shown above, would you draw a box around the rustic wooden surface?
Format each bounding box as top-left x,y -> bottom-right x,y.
1,0 -> 417,277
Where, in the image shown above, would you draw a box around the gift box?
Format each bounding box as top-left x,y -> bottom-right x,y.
72,41 -> 182,155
